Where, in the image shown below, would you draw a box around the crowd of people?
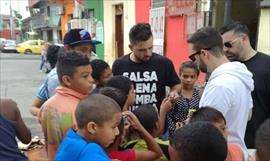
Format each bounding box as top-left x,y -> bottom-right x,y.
1,21 -> 270,161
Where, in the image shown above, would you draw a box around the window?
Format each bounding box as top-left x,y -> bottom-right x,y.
82,9 -> 94,19
32,8 -> 40,15
151,0 -> 166,8
47,6 -> 50,16
31,41 -> 38,46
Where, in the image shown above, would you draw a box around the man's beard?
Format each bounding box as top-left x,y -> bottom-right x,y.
199,57 -> 208,73
225,51 -> 239,61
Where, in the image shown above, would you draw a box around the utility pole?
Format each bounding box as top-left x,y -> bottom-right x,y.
9,0 -> 15,40
224,0 -> 232,25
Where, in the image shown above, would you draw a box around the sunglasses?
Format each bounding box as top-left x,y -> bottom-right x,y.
224,38 -> 239,48
189,48 -> 211,61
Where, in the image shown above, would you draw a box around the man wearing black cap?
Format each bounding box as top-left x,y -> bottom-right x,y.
63,28 -> 101,60
30,29 -> 100,116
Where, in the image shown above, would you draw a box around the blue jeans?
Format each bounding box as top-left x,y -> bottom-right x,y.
40,55 -> 45,70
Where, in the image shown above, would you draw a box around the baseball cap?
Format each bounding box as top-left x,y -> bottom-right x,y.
64,29 -> 101,46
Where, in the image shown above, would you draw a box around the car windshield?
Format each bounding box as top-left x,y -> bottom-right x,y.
3,40 -> 16,45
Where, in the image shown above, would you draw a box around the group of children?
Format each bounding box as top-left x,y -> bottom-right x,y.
35,48 -> 236,161
1,51 -> 270,161
1,28 -> 269,161
37,50 -> 269,161
42,43 -> 270,160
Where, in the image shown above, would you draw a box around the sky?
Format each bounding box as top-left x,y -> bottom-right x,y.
0,0 -> 30,19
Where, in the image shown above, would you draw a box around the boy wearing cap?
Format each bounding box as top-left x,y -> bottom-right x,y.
31,29 -> 100,117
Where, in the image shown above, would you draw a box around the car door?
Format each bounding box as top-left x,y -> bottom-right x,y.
38,41 -> 45,54
30,41 -> 39,54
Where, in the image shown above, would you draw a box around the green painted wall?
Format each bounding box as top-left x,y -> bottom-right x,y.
84,0 -> 104,59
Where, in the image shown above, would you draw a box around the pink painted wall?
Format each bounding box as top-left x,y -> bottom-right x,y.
135,0 -> 150,23
134,0 -> 205,82
165,15 -> 189,71
165,15 -> 205,82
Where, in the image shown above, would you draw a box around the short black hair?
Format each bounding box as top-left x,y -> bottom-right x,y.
75,94 -> 121,129
99,87 -> 127,110
133,104 -> 158,134
46,45 -> 61,69
187,27 -> 223,57
179,61 -> 200,76
219,21 -> 250,38
90,59 -> 110,81
56,51 -> 90,84
106,75 -> 133,97
189,107 -> 226,125
129,23 -> 152,45
170,122 -> 227,161
255,118 -> 270,161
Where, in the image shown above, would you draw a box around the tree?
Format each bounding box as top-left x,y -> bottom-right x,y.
13,10 -> 22,28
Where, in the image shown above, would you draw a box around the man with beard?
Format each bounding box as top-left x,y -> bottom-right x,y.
187,27 -> 254,160
220,21 -> 270,149
112,23 -> 181,111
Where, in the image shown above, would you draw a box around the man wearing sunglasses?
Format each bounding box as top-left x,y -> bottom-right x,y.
30,29 -> 101,117
187,27 -> 254,160
220,21 -> 270,149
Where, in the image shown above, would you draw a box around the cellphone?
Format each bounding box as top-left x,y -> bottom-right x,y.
123,115 -> 129,125
187,108 -> 196,118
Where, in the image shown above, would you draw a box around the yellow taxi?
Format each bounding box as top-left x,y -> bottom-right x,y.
16,40 -> 46,54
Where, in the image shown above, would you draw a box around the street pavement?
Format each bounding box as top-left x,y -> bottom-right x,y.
0,52 -> 46,138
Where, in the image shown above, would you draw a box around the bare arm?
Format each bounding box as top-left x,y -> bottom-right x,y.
159,97 -> 173,136
1,99 -> 31,144
30,98 -> 45,117
170,84 -> 181,93
169,84 -> 182,101
15,103 -> 32,144
123,111 -> 163,161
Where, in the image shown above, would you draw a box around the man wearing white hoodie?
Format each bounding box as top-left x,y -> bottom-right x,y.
187,27 -> 254,160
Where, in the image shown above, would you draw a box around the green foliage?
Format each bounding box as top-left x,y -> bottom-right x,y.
14,10 -> 22,20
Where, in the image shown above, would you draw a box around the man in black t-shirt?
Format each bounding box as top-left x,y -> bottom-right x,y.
220,21 -> 270,148
112,23 -> 181,111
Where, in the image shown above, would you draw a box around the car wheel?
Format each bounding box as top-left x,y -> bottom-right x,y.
24,49 -> 32,55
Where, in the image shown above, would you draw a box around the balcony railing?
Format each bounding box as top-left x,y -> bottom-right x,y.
32,14 -> 48,29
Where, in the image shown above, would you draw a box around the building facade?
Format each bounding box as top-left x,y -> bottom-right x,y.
257,0 -> 270,54
103,0 -> 136,65
29,0 -> 62,43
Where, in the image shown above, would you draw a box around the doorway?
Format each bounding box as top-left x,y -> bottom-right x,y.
115,4 -> 124,57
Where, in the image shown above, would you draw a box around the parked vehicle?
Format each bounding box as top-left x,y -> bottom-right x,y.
1,40 -> 17,53
0,38 -> 6,50
16,40 -> 46,54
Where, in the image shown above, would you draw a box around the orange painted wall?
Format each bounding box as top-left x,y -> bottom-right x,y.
49,0 -> 74,39
60,0 -> 74,39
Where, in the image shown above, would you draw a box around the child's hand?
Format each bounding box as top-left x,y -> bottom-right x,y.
122,111 -> 143,131
160,97 -> 173,113
175,122 -> 185,129
168,91 -> 179,102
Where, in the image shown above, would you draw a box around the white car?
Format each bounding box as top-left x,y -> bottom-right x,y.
1,40 -> 17,53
